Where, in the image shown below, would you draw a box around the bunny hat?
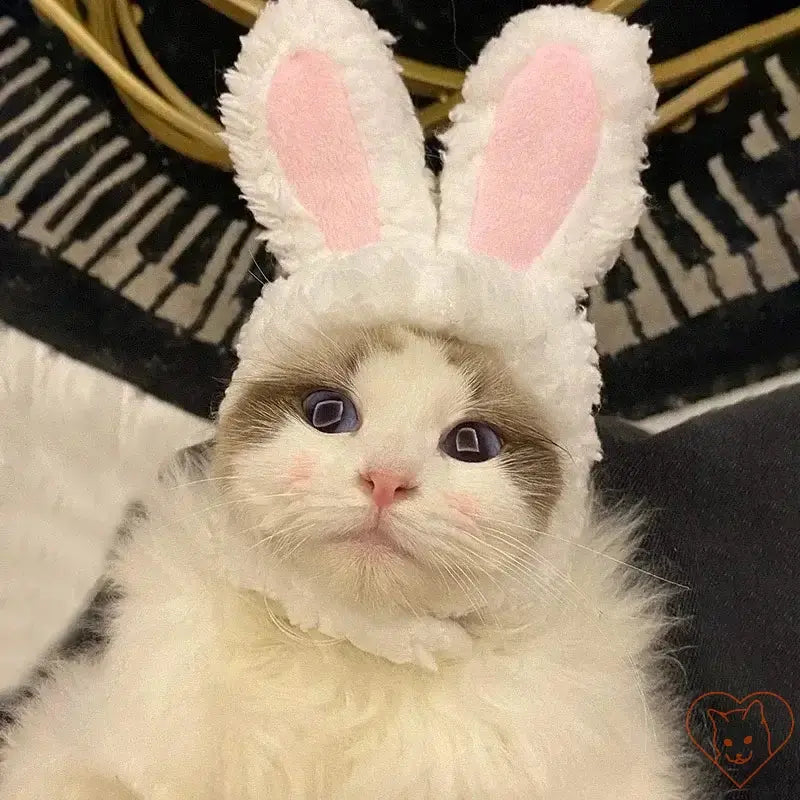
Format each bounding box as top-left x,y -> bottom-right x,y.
217,0 -> 656,661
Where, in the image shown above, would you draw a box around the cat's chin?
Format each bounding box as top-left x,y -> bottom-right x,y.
332,538 -> 409,562
273,532 -> 447,616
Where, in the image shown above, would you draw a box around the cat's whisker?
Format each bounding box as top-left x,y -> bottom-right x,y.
480,523 -> 618,616
168,473 -> 242,489
451,533 -> 574,613
446,557 -> 490,622
234,518 -> 290,550
246,245 -> 271,286
277,530 -> 315,562
484,516 -> 691,591
139,496 -> 261,538
454,561 -> 506,629
383,564 -> 421,619
243,518 -> 299,553
431,552 -> 485,619
441,524 -> 568,607
422,537 -> 538,628
425,551 -> 456,604
393,518 -> 484,612
250,518 -> 311,556
247,268 -> 266,287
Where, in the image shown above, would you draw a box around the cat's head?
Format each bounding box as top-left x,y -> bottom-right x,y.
215,323 -> 563,616
214,0 -> 655,615
708,701 -> 773,767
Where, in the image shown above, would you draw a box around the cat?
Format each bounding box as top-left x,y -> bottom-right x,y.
708,700 -> 774,783
0,0 -> 705,796
0,324 -> 699,799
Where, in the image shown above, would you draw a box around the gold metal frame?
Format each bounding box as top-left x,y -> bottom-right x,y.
30,0 -> 800,169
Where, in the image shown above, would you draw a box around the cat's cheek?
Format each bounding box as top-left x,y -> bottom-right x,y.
445,492 -> 482,527
287,452 -> 318,488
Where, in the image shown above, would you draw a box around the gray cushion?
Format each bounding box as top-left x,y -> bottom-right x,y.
597,387 -> 800,798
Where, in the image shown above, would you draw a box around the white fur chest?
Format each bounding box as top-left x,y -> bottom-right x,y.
211,624 -> 540,799
182,596 -> 683,800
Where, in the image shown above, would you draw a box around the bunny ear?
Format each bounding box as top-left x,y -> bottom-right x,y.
437,6 -> 657,295
220,0 -> 436,273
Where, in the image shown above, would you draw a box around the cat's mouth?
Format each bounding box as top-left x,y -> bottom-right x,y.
333,514 -> 412,559
724,752 -> 753,765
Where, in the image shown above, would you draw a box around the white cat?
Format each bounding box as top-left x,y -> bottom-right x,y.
1,325 -> 697,799
0,0 -> 704,797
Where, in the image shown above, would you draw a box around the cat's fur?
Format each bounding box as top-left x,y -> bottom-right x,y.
0,326 -> 698,799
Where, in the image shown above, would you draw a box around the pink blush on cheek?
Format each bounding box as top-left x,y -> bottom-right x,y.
287,452 -> 318,488
445,492 -> 482,523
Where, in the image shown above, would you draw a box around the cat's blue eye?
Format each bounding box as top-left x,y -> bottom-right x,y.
441,422 -> 502,463
302,390 -> 359,434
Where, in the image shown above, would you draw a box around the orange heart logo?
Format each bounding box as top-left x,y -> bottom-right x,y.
686,692 -> 794,788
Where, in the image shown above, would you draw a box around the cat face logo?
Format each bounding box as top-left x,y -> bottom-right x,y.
709,700 -> 768,767
686,692 -> 794,788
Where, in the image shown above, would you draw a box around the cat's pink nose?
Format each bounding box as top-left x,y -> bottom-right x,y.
361,469 -> 415,508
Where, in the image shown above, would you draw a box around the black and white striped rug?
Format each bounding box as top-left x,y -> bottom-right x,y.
0,5 -> 798,420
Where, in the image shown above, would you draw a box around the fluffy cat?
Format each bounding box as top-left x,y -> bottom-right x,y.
0,0 -> 705,796
2,325 -> 696,799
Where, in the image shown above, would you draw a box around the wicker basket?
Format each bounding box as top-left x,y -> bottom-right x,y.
30,0 -> 800,169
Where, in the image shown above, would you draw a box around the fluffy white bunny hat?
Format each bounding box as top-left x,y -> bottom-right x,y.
219,0 -> 656,535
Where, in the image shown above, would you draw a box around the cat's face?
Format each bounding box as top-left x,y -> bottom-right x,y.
215,325 -> 563,616
708,701 -> 773,769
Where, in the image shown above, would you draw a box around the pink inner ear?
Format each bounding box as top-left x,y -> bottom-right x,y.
469,44 -> 601,270
267,50 -> 380,251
